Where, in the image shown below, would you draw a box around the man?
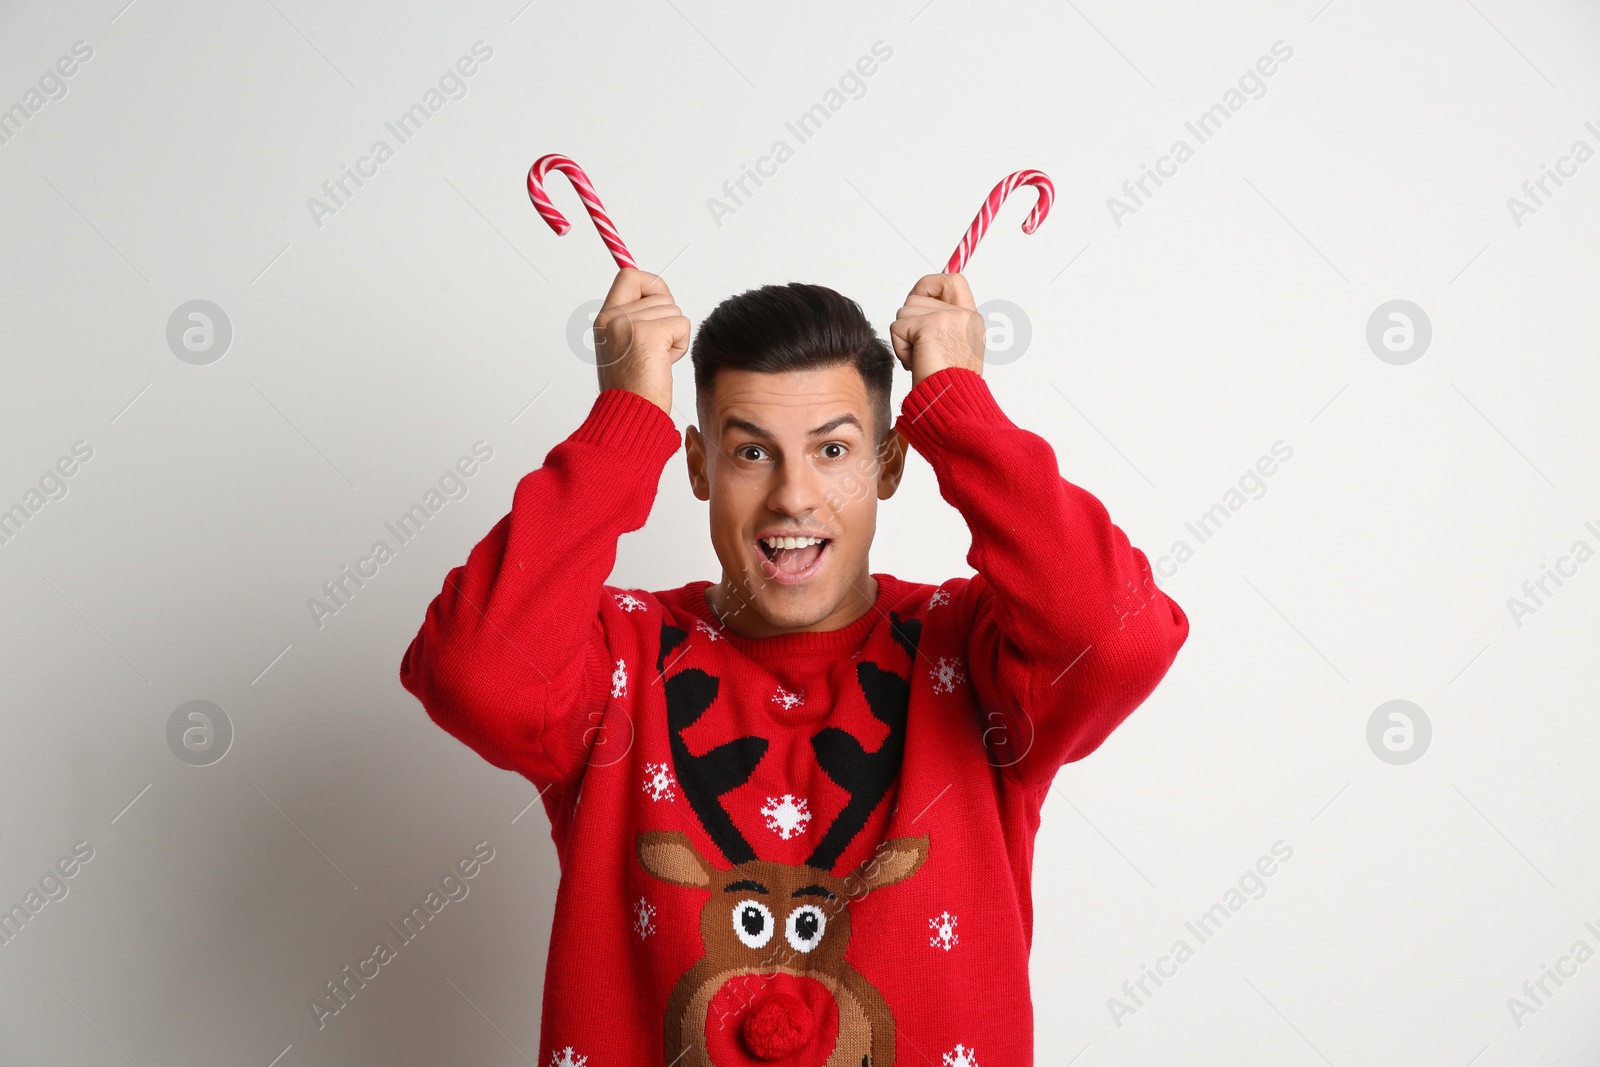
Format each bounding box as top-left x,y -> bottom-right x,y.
400,268 -> 1188,1066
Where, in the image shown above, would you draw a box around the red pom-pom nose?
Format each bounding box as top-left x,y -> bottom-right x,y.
741,992 -> 813,1059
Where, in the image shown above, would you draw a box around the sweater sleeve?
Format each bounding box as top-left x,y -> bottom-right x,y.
399,387 -> 681,798
893,366 -> 1189,795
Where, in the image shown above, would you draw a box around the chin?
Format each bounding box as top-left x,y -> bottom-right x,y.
753,577 -> 850,631
749,590 -> 821,629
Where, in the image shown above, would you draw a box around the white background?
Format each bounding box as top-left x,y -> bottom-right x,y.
1,0 -> 1597,1063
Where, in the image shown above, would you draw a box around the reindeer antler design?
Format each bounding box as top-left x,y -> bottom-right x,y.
661,613 -> 923,872
660,621 -> 768,864
806,611 -> 922,871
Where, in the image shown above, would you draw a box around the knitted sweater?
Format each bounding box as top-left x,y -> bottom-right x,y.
399,366 -> 1189,1067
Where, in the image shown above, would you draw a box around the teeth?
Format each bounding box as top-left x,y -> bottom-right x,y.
763,536 -> 825,550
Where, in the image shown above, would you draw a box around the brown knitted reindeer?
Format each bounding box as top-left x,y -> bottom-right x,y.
636,617 -> 930,1067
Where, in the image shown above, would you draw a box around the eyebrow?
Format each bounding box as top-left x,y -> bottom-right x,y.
792,885 -> 835,900
722,413 -> 864,440
726,879 -> 768,894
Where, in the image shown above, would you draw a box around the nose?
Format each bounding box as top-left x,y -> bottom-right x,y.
706,973 -> 840,1066
765,456 -> 824,520
742,991 -> 812,1059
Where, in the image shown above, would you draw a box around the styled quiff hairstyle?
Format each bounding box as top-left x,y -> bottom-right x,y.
691,282 -> 895,442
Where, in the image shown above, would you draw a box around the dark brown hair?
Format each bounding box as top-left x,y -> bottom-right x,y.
691,282 -> 894,441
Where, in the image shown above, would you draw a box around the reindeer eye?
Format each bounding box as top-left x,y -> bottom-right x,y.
732,899 -> 775,949
786,905 -> 827,952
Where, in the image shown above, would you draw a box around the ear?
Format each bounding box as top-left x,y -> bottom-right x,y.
636,829 -> 715,888
684,425 -> 710,501
858,833 -> 929,890
875,429 -> 908,500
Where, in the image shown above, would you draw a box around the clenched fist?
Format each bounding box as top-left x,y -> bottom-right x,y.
888,273 -> 987,389
593,268 -> 690,416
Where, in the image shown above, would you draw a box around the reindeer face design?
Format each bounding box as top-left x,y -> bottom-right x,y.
637,829 -> 927,1066
637,615 -> 928,1067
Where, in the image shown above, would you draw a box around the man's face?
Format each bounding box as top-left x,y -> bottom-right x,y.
685,363 -> 905,637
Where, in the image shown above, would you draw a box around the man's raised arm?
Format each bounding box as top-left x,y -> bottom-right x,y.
399,269 -> 688,796
888,274 -> 1189,796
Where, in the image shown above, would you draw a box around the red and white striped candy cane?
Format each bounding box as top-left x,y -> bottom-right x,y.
944,169 -> 1055,274
526,153 -> 638,270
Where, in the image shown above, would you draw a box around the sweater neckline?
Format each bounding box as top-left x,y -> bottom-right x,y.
680,574 -> 905,658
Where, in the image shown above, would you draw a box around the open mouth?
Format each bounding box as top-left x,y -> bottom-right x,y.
757,535 -> 831,585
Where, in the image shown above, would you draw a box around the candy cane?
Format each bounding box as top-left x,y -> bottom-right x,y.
944,169 -> 1055,274
526,153 -> 638,270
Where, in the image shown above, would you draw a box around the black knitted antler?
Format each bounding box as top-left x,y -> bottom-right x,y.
659,621 -> 767,865
805,611 -> 922,871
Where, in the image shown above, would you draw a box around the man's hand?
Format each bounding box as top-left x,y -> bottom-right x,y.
888,273 -> 986,389
593,268 -> 690,417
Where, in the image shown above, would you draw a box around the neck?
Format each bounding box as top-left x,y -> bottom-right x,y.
707,571 -> 879,640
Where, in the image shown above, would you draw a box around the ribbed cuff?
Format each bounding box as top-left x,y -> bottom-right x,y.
568,388 -> 681,467
894,367 -> 1010,462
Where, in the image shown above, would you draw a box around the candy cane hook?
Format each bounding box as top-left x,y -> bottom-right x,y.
944,169 -> 1055,274
526,153 -> 638,270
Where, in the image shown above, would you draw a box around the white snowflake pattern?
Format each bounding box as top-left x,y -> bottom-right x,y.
771,686 -> 806,711
613,591 -> 646,613
610,658 -> 628,699
550,1048 -> 588,1067
642,762 -> 677,802
696,619 -> 724,641
929,656 -> 966,695
942,1044 -> 979,1067
760,794 -> 812,840
632,896 -> 657,938
929,910 -> 960,951
929,589 -> 951,608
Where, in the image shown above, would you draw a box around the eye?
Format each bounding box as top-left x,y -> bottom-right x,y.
786,904 -> 827,952
736,445 -> 767,462
732,899 -> 774,948
820,442 -> 846,460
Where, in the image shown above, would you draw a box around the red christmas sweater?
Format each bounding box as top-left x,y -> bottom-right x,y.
399,366 -> 1188,1067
